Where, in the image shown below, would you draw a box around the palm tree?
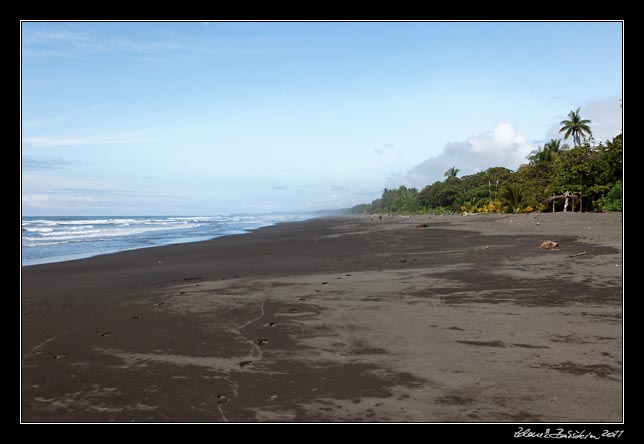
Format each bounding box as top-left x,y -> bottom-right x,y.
559,108 -> 592,147
532,139 -> 567,163
444,166 -> 459,179
544,138 -> 563,154
533,145 -> 552,163
500,183 -> 529,213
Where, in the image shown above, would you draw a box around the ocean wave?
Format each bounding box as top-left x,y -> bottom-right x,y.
22,214 -> 313,265
23,227 -> 54,233
22,222 -> 201,246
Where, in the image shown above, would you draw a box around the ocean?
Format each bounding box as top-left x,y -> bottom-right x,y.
21,214 -> 314,266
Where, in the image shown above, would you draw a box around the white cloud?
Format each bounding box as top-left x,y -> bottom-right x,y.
23,30 -> 90,44
584,96 -> 623,142
22,193 -> 97,208
304,185 -> 382,210
374,143 -> 395,155
23,134 -> 127,148
22,127 -> 162,148
22,157 -> 74,170
387,123 -> 536,189
494,123 -> 518,146
22,171 -> 110,190
21,189 -> 185,214
22,115 -> 72,129
22,27 -> 280,60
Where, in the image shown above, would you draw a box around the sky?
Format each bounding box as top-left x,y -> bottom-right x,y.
22,21 -> 623,216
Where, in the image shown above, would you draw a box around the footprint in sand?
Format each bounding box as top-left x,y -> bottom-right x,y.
132,315 -> 141,320
298,298 -> 306,301
53,353 -> 68,359
239,360 -> 253,367
321,282 -> 328,285
265,322 -> 277,327
257,339 -> 270,345
100,331 -> 111,337
288,308 -> 300,313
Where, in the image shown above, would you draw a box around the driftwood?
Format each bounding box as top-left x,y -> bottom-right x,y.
539,240 -> 560,250
568,252 -> 587,258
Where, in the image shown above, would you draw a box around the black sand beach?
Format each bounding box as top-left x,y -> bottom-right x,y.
21,213 -> 622,422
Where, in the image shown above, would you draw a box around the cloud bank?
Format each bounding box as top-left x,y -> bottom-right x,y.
584,97 -> 622,142
544,96 -> 622,144
22,157 -> 74,170
22,28 -> 280,60
387,123 -> 536,189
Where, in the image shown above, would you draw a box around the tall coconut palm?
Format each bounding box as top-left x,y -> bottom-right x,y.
559,108 -> 592,146
444,166 -> 459,179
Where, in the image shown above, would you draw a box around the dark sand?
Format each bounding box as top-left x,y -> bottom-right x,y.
21,213 -> 622,422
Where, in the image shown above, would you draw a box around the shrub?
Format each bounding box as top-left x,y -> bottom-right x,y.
597,181 -> 622,212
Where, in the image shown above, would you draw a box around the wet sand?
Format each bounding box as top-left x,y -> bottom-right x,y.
21,212 -> 623,422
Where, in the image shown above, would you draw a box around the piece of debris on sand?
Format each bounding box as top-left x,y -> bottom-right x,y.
416,224 -> 429,229
539,240 -> 559,251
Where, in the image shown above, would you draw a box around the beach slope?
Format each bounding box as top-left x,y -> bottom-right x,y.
21,213 -> 622,422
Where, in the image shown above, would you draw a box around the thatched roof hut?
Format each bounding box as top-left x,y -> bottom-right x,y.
543,192 -> 579,205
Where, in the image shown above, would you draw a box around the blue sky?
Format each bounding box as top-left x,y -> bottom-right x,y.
22,21 -> 623,215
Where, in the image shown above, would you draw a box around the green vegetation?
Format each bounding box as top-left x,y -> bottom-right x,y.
444,166 -> 460,178
364,186 -> 423,214
500,183 -> 530,214
349,109 -> 622,215
597,180 -> 622,211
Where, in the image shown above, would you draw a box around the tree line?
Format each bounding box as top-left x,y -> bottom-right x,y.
350,109 -> 622,215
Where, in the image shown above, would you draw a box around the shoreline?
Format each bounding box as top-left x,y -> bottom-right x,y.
21,217 -> 328,273
21,211 -> 620,268
21,213 -> 622,422
22,234 -> 219,268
